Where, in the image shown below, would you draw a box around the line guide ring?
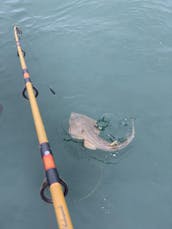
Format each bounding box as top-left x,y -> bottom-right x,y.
40,178 -> 68,204
22,86 -> 39,100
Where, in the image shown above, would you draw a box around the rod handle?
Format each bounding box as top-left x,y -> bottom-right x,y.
50,182 -> 74,229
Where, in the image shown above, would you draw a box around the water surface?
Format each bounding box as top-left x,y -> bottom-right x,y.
0,1 -> 172,229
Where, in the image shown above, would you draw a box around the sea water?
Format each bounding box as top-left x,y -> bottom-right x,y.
0,1 -> 172,228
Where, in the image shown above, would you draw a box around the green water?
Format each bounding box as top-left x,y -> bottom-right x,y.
1,0 -> 172,228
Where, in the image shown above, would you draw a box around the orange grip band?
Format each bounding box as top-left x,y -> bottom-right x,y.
24,72 -> 30,79
43,154 -> 56,170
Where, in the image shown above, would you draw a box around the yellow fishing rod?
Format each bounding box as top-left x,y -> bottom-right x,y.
14,25 -> 74,229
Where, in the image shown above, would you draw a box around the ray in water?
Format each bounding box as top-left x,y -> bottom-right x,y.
68,112 -> 135,152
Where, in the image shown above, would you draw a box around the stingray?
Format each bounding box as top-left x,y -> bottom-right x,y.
68,112 -> 135,152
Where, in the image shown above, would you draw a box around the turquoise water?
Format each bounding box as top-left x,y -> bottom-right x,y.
1,0 -> 172,228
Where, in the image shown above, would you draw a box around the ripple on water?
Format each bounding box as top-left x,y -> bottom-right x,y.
69,159 -> 103,202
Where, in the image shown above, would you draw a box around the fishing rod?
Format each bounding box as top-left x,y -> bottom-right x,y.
14,25 -> 74,229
